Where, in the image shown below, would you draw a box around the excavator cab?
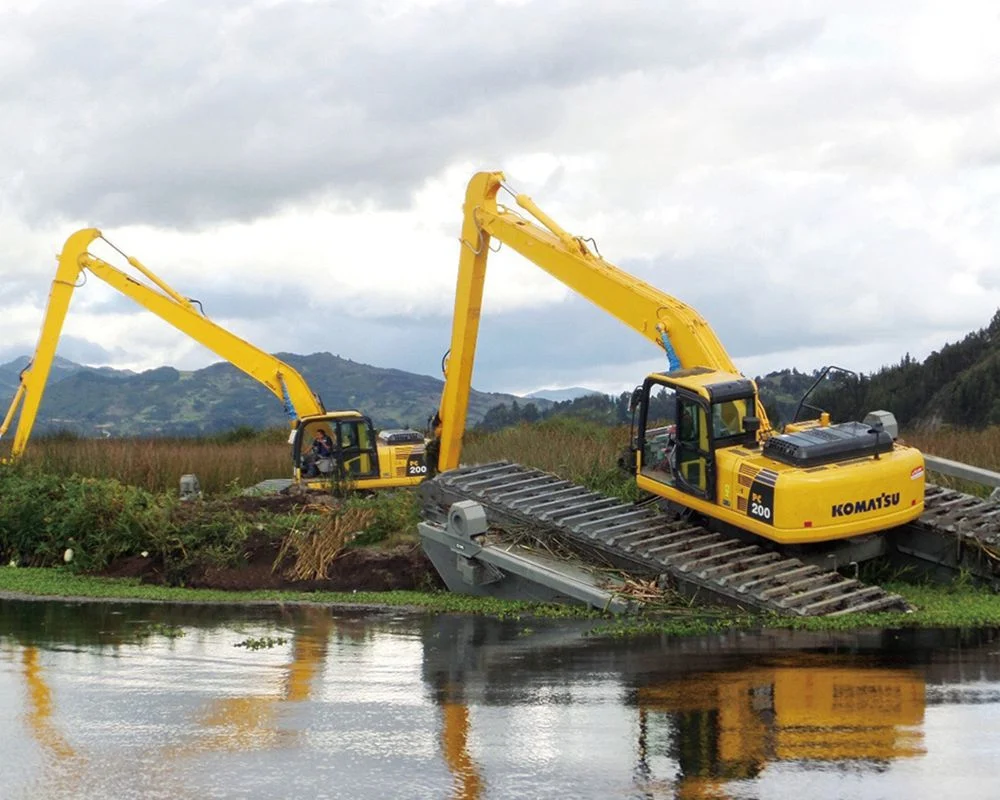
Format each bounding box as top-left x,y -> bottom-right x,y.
292,412 -> 429,490
631,369 -> 758,504
292,413 -> 381,483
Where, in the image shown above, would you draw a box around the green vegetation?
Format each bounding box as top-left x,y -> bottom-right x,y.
593,581 -> 1000,637
0,463 -> 422,585
0,466 -> 172,571
0,566 -> 592,618
234,636 -> 288,649
5,566 -> 1000,637
768,310 -> 1000,430
6,406 -> 1000,635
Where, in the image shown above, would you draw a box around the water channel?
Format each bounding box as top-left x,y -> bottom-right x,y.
2,598 -> 1000,799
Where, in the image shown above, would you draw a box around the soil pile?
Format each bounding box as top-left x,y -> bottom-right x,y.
102,492 -> 444,593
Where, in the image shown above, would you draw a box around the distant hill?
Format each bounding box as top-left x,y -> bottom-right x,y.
753,310 -> 1000,430
524,387 -> 603,403
0,352 -> 550,437
11,308 -> 1000,438
812,310 -> 1000,429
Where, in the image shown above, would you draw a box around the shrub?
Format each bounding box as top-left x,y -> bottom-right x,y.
0,464 -> 171,570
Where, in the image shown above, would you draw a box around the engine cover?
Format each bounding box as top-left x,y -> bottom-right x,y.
763,421 -> 894,467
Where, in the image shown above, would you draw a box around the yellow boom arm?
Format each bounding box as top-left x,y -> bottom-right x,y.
435,171 -> 770,471
1,228 -> 325,458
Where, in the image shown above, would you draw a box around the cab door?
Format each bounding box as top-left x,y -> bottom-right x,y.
335,419 -> 379,479
673,392 -> 715,501
635,377 -> 717,503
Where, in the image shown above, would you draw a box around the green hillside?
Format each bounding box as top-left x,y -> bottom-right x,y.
791,311 -> 1000,430
0,352 -> 548,436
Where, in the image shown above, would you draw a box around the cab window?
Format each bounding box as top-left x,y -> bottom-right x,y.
711,398 -> 748,441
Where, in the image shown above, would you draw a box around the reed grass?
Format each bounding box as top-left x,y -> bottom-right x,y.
463,418 -> 637,499
906,428 -> 1000,472
16,418 -> 636,497
18,420 -> 1000,500
23,436 -> 290,495
275,506 -> 377,581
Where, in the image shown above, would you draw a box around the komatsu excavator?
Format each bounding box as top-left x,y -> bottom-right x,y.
1,229 -> 428,491
431,172 -> 926,546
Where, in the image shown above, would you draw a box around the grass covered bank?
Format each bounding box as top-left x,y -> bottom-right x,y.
6,567 -> 1000,637
6,418 -> 1000,634
0,419 -> 636,591
0,566 -> 591,618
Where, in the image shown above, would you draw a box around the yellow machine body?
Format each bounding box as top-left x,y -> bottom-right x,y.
634,370 -> 924,544
432,172 -> 925,545
294,411 -> 427,491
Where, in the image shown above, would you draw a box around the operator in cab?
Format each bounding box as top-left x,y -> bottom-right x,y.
303,429 -> 334,477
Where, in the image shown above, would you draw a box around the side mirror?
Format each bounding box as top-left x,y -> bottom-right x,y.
628,386 -> 643,413
742,415 -> 760,449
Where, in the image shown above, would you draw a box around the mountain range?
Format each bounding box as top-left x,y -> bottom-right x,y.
0,353 -> 552,437
13,305 -> 996,439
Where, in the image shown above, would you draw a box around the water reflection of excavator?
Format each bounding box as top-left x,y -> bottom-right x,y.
0,229 -> 427,490
13,607 -> 339,788
634,657 -> 925,798
14,608 -> 482,799
430,172 -> 926,546
169,607 -> 337,755
425,631 -> 925,799
440,688 -> 485,800
20,646 -> 76,760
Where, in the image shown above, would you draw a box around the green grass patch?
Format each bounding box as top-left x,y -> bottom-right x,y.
8,567 -> 1000,636
591,580 -> 1000,637
0,566 -> 596,619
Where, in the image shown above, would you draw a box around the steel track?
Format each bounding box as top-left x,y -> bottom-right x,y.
422,462 -> 920,617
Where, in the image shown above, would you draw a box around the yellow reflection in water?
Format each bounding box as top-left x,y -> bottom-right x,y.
20,645 -> 86,797
440,695 -> 484,800
166,607 -> 335,758
637,656 -> 926,798
22,646 -> 76,761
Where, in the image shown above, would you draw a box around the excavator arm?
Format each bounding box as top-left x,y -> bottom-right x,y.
430,171 -> 925,547
1,228 -> 325,458
435,171 -> 771,472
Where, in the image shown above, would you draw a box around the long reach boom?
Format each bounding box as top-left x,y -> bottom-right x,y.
1,228 -> 325,458
435,171 -> 772,472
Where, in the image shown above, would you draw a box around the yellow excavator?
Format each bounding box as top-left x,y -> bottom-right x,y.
0,229 -> 428,491
431,171 -> 926,546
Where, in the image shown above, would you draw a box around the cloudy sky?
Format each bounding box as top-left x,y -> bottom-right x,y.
2,0 -> 999,396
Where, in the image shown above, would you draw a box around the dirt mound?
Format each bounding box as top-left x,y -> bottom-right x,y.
104,554 -> 162,581
103,535 -> 443,594
225,493 -> 331,516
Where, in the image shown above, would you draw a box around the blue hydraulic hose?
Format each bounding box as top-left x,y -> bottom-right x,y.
660,331 -> 681,371
279,378 -> 298,421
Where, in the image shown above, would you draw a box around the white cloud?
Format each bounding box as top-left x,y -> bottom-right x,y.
1,0 -> 999,396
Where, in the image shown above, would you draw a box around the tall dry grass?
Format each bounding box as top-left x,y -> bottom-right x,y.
463,418 -> 637,498
22,437 -> 290,495
20,418 -> 995,500
13,418 -> 634,497
464,418 -> 629,473
906,428 -> 1000,472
